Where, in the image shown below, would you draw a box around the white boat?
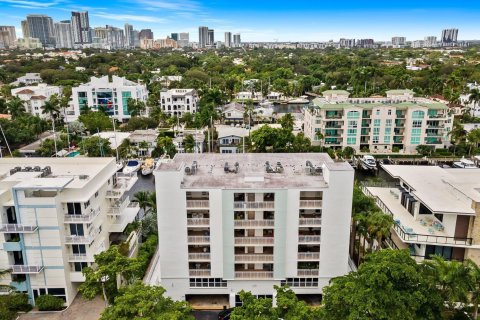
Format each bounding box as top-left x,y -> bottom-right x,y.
288,98 -> 309,104
359,155 -> 377,170
122,159 -> 141,174
141,158 -> 155,176
453,158 -> 477,169
116,160 -> 124,171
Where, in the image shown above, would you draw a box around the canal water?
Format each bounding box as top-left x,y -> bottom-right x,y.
271,103 -> 308,114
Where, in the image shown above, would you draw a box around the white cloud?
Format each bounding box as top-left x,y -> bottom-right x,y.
133,0 -> 200,12
0,0 -> 64,8
91,12 -> 167,23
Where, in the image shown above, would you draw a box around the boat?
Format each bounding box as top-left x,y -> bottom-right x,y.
359,155 -> 377,170
122,159 -> 141,174
288,98 -> 309,104
116,160 -> 124,171
141,158 -> 155,176
453,157 -> 477,169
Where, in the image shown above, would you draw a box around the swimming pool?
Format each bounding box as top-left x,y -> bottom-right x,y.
67,151 -> 80,157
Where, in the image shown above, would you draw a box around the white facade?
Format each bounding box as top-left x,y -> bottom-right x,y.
11,73 -> 42,86
304,90 -> 453,153
11,84 -> 61,119
0,158 -> 139,306
160,89 -> 198,117
69,76 -> 148,123
152,153 -> 354,306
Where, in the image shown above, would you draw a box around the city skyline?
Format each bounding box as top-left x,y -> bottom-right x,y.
0,0 -> 479,42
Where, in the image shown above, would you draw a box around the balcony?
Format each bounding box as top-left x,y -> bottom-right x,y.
234,202 -> 274,210
68,254 -> 94,262
187,218 -> 210,226
188,253 -> 211,260
299,200 -> 322,208
297,269 -> 319,276
298,252 -> 320,260
234,220 -> 274,228
187,236 -> 210,244
107,197 -> 130,216
298,218 -> 322,226
70,272 -> 85,282
110,203 -> 140,233
11,265 -> 44,274
64,207 -> 100,223
0,224 -> 38,233
105,173 -> 138,199
235,254 -> 274,262
189,269 -> 211,277
235,237 -> 274,245
186,200 -> 210,208
298,236 -> 321,243
65,227 -> 101,244
235,271 -> 274,279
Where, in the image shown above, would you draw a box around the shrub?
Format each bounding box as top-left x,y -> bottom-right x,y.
3,292 -> 32,312
392,146 -> 400,153
36,295 -> 64,311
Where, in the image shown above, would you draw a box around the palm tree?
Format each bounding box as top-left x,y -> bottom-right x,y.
467,128 -> 480,155
6,97 -> 25,119
0,268 -> 12,291
465,259 -> 480,319
468,88 -> 480,114
42,94 -> 61,120
147,192 -> 156,213
133,191 -> 150,214
366,211 -> 394,250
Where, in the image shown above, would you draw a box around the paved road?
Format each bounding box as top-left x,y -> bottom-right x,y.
193,310 -> 221,320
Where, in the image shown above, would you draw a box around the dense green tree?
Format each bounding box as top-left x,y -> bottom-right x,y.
126,98 -> 146,117
100,282 -> 194,320
79,136 -> 112,157
279,113 -> 295,131
466,128 -> 480,154
322,250 -> 443,320
154,136 -> 177,158
36,137 -> 66,157
6,97 -> 25,119
78,111 -> 113,133
415,144 -> 435,156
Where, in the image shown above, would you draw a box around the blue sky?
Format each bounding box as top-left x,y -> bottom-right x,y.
1,0 -> 479,42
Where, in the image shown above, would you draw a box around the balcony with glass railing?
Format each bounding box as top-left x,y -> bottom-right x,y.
234,220 -> 275,228
186,200 -> 210,208
297,269 -> 319,276
298,235 -> 321,243
107,196 -> 131,216
64,207 -> 100,223
187,236 -> 210,244
234,237 -> 274,245
297,252 -> 320,260
233,202 -> 275,210
298,218 -> 322,226
235,271 -> 274,279
68,253 -> 94,262
235,254 -> 274,262
187,218 -> 210,226
65,227 -> 101,244
11,265 -> 44,274
189,269 -> 211,276
0,224 -> 38,233
106,173 -> 138,199
188,252 -> 211,260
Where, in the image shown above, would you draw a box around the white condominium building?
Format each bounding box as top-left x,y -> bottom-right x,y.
304,89 -> 453,153
0,158 -> 139,305
361,165 -> 480,264
11,84 -> 61,119
153,153 -> 354,306
69,76 -> 148,123
160,89 -> 198,117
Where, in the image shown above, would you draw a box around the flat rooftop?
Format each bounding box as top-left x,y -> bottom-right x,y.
0,158 -> 115,189
156,153 -> 352,189
382,165 -> 480,214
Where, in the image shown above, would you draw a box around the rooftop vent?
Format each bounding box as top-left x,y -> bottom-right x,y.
305,160 -> 323,175
79,175 -> 89,180
224,162 -> 239,174
265,161 -> 283,174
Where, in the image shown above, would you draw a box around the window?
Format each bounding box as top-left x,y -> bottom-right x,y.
347,128 -> 356,135
189,278 -> 227,288
73,262 -> 88,272
83,200 -> 90,209
411,128 -> 421,135
388,109 -> 392,115
69,224 -> 84,236
386,119 -> 392,127
72,245 -> 86,254
373,136 -> 379,144
376,109 -> 380,116
412,110 -> 425,119
412,120 -> 422,128
373,128 -> 380,135
410,137 -> 421,144
281,278 -> 319,288
384,136 -> 391,144
347,111 -> 360,118
347,137 -> 356,145
67,203 -> 82,215
385,128 -> 391,135
348,120 -> 357,127
374,119 -> 381,127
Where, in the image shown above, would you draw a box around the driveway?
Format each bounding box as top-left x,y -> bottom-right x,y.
19,296 -> 105,320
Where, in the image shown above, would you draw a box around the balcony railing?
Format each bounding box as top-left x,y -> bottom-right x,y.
297,269 -> 319,276
360,183 -> 473,246
11,265 -> 44,274
187,236 -> 210,243
0,224 -> 38,233
298,252 -> 320,260
299,218 -> 322,226
234,220 -> 275,227
234,202 -> 275,209
107,197 -> 130,216
188,253 -> 211,260
186,200 -> 210,208
68,254 -> 94,262
298,235 -> 321,243
189,269 -> 211,276
187,218 -> 210,226
235,271 -> 274,279
64,207 -> 100,223
235,254 -> 274,262
65,227 -> 101,244
235,237 -> 274,245
299,200 -> 322,208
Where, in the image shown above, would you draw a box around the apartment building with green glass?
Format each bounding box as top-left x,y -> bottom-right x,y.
304,90 -> 453,153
